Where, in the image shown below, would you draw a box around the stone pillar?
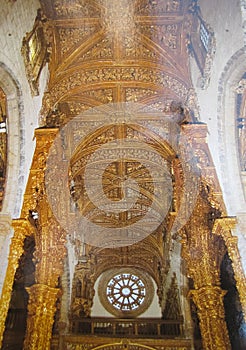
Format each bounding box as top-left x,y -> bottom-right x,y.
213,217 -> 246,320
0,219 -> 32,347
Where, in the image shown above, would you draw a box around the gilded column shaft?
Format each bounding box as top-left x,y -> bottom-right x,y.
224,237 -> 246,318
0,219 -> 31,347
24,284 -> 60,350
213,218 -> 246,320
190,286 -> 231,350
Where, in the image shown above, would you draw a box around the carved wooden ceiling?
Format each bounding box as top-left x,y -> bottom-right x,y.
31,1 -> 198,299
40,0 -> 194,122
26,0 -> 199,316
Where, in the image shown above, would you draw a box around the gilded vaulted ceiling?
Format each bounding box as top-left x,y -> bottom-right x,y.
29,0 -> 196,281
39,0 -> 194,122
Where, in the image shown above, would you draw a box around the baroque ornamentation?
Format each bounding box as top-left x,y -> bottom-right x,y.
58,25 -> 100,56
76,37 -> 113,63
163,273 -> 182,320
190,286 -> 231,349
42,67 -> 188,113
139,23 -> 179,50
213,217 -> 246,320
24,284 -> 60,350
136,0 -> 182,16
125,88 -> 158,102
82,88 -> 114,104
0,219 -> 32,348
53,0 -> 101,18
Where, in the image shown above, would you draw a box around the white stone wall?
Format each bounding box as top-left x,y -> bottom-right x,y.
0,0 -> 48,296
0,0 -> 47,218
190,0 -> 246,271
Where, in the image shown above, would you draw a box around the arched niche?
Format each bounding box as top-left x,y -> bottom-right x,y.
0,63 -> 25,217
217,47 -> 246,214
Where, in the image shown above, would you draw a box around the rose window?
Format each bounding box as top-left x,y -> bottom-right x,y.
106,273 -> 146,311
99,268 -> 154,317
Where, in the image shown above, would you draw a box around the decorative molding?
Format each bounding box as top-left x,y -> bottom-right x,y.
53,0 -> 101,19
136,0 -> 182,16
0,88 -> 7,211
57,25 -> 100,57
43,67 -> 188,113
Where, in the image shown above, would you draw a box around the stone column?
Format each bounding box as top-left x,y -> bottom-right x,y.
213,217 -> 246,320
0,219 -> 32,347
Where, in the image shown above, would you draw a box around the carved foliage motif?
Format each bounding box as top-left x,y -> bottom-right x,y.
85,89 -> 114,103
190,286 -> 231,350
138,23 -> 180,50
125,88 -> 158,102
77,37 -> 113,62
24,284 -> 60,350
71,262 -> 95,319
137,0 -> 182,16
123,37 -> 156,60
53,0 -> 101,18
64,340 -> 191,350
57,25 -> 100,56
44,67 -> 188,112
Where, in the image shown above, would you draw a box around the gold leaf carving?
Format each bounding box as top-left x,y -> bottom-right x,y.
137,0 -> 182,16
58,25 -> 99,56
139,23 -> 179,50
82,88 -> 113,104
44,67 -> 188,112
54,0 -> 101,18
125,87 -> 158,102
77,37 -> 113,62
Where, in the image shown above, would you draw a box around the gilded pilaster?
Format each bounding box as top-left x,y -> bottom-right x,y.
213,217 -> 246,320
23,284 -> 60,350
179,122 -> 231,349
0,219 -> 32,348
181,197 -> 231,349
190,286 -> 230,350
20,127 -> 67,349
24,195 -> 67,349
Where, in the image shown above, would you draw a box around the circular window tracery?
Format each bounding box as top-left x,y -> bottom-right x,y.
99,268 -> 154,317
107,272 -> 146,311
